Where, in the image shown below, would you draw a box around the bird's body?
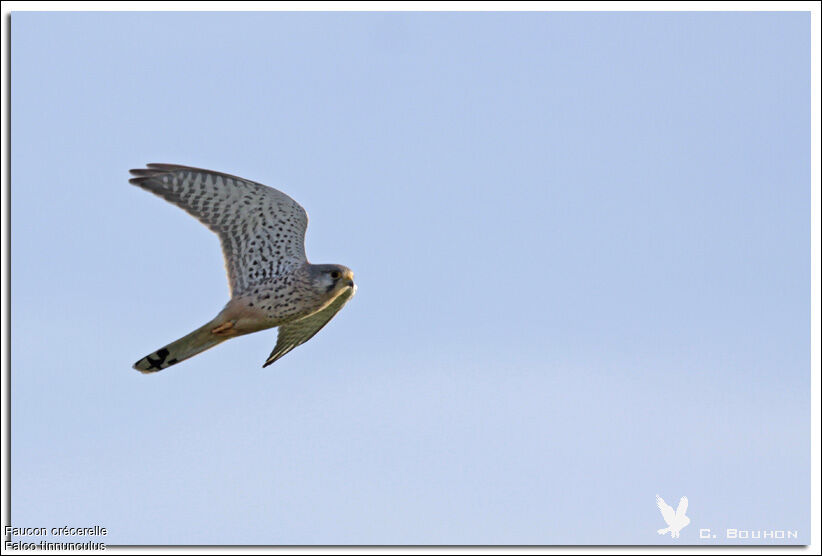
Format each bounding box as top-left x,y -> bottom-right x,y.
129,164 -> 355,372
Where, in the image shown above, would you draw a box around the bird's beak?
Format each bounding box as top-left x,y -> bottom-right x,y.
343,269 -> 355,288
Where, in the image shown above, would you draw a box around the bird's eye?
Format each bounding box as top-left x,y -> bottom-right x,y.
330,271 -> 340,279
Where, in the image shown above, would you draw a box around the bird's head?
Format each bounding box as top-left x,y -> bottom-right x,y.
309,264 -> 356,298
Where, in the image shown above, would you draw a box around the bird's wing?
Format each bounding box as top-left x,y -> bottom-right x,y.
656,495 -> 675,526
129,163 -> 308,296
263,286 -> 355,367
675,496 -> 688,518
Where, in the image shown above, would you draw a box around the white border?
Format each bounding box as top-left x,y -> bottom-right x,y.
809,0 -> 820,553
1,2 -> 819,555
2,1 -> 820,12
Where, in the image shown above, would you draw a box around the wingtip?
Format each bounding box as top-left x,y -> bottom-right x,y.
130,168 -> 157,177
129,163 -> 182,175
146,163 -> 188,171
129,165 -> 183,186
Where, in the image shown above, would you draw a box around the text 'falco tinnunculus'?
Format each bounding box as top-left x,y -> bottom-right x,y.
130,164 -> 356,373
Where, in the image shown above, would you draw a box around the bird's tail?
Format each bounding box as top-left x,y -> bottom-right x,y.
657,527 -> 671,535
133,320 -> 226,373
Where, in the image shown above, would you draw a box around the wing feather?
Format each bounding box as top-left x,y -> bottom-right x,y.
263,287 -> 355,367
129,163 -> 308,296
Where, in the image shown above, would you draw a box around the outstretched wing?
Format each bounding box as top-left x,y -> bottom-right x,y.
656,495 -> 675,526
263,286 -> 355,367
675,496 -> 688,518
129,163 -> 308,296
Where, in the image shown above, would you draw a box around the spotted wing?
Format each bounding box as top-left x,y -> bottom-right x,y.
129,163 -> 308,296
263,287 -> 355,367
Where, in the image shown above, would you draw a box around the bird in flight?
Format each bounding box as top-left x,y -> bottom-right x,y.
656,495 -> 690,538
129,164 -> 356,372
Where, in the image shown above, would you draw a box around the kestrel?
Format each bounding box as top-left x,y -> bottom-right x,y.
130,163 -> 356,373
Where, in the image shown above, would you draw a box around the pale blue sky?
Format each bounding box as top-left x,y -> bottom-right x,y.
11,11 -> 810,545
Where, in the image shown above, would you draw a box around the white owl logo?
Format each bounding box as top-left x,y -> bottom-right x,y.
656,495 -> 690,538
